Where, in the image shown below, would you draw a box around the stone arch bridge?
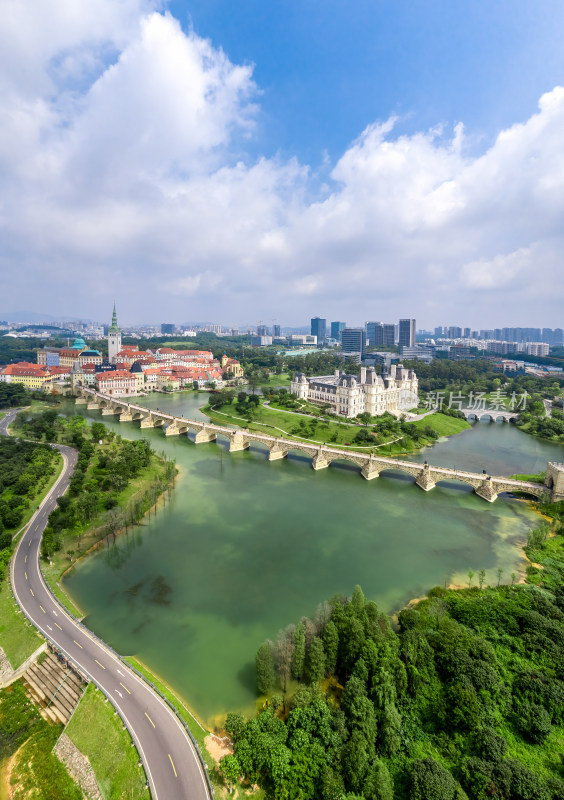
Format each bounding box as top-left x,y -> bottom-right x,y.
75,388 -> 564,504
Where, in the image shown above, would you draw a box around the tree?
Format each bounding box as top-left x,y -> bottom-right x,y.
255,641 -> 276,694
410,757 -> 466,800
364,759 -> 393,800
358,412 -> 372,426
351,584 -> 366,616
90,422 -> 107,442
306,637 -> 326,685
497,567 -> 503,587
275,627 -> 294,693
323,620 -> 339,675
292,621 -> 306,680
478,569 -> 486,590
467,569 -> 474,588
219,754 -> 241,794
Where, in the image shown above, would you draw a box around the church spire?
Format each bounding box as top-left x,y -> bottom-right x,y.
109,303 -> 120,333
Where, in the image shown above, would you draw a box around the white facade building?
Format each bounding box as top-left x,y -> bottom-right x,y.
291,365 -> 418,418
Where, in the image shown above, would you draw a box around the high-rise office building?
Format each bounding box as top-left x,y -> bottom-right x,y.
273,324 -> 281,337
463,327 -> 471,338
331,321 -> 346,341
371,323 -> 395,347
311,317 -> 327,343
341,328 -> 366,359
257,323 -> 268,336
161,323 -> 175,334
365,321 -> 381,346
399,319 -> 416,348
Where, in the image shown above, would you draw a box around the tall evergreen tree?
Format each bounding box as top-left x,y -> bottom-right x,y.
255,641 -> 275,694
306,637 -> 326,685
292,621 -> 306,680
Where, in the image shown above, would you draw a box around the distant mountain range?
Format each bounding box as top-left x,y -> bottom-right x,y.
0,311 -> 86,323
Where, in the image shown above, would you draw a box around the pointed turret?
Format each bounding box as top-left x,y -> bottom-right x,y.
109,303 -> 120,333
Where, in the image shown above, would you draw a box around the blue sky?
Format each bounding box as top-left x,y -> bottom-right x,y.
1,0 -> 564,327
170,0 -> 564,164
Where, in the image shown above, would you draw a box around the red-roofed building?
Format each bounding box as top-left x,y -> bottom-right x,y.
95,370 -> 136,397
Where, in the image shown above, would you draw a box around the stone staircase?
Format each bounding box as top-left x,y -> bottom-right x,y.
22,649 -> 85,725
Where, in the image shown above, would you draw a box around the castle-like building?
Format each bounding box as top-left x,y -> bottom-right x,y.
291,364 -> 418,418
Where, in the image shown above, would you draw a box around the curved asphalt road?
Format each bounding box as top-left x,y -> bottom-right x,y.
2,409 -> 212,800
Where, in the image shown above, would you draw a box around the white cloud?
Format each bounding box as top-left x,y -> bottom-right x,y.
1,1 -> 564,326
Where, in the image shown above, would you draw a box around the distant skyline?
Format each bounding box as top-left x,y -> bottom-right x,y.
2,1 -> 564,327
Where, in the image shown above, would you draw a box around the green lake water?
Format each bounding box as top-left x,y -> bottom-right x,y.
61,393 -> 564,727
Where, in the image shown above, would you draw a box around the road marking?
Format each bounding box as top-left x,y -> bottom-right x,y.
120,682 -> 131,695
25,572 -> 27,580
73,640 -> 83,649
47,625 -> 53,631
55,623 -> 62,630
145,712 -> 155,728
28,540 -> 31,547
29,588 -> 34,597
52,610 -> 58,616
168,754 -> 178,778
24,555 -> 27,564
40,605 -> 46,614
95,659 -> 106,670
117,669 -> 124,676
115,689 -> 123,698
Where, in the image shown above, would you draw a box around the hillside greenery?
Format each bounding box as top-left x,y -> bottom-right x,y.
221,507 -> 564,800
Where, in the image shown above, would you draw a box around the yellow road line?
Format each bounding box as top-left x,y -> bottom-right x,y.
120,682 -> 131,695
25,555 -> 27,564
25,572 -> 27,580
95,659 -> 106,669
55,622 -> 62,630
29,588 -> 34,597
40,605 -> 46,614
145,712 -> 155,728
73,640 -> 83,649
168,754 -> 177,778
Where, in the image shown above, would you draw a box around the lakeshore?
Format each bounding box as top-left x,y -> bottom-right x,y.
56,392 -> 564,727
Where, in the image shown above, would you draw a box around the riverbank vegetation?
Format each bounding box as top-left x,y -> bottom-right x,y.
203,390 -> 469,455
219,504 -> 564,800
10,408 -> 176,615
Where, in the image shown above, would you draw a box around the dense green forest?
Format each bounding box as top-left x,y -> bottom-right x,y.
0,382 -> 59,408
221,508 -> 564,800
0,437 -> 59,580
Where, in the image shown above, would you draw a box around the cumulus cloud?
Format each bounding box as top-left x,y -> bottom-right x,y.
1,1 -> 563,326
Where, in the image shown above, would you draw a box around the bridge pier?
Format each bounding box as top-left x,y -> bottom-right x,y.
101,407 -> 119,416
87,401 -> 100,410
194,427 -> 217,444
312,450 -> 331,470
140,414 -> 163,429
74,397 -> 87,405
118,412 -> 134,422
475,478 -> 498,503
268,444 -> 288,461
164,421 -> 188,436
229,433 -> 250,452
415,467 -> 436,492
361,460 -> 382,480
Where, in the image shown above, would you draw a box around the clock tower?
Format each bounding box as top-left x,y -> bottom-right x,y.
108,304 -> 122,363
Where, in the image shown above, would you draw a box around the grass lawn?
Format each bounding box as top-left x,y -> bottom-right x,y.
203,401 -> 470,456
258,373 -> 292,387
66,683 -> 150,800
411,413 -> 470,437
511,471 -> 546,483
0,579 -> 43,670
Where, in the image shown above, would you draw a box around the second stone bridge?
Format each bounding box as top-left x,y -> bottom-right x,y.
75,389 -> 564,504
